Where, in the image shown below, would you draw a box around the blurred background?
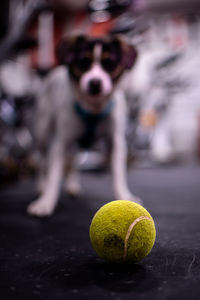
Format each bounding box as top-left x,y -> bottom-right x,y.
0,0 -> 200,185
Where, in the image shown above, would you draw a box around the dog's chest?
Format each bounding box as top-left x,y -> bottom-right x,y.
73,101 -> 113,148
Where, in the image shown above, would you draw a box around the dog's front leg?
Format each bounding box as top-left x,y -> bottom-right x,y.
27,140 -> 64,217
111,91 -> 142,204
64,153 -> 82,197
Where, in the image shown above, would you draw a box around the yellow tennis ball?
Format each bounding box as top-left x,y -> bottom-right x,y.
89,200 -> 156,264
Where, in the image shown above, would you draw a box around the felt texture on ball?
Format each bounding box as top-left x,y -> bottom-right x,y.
89,200 -> 156,263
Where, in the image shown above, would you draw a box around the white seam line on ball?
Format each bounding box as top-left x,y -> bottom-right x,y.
123,216 -> 152,261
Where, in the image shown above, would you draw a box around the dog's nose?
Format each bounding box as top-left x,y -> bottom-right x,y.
88,79 -> 101,95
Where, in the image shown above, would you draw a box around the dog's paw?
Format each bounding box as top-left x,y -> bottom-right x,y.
130,195 -> 143,206
27,197 -> 55,217
64,178 -> 82,197
115,189 -> 143,206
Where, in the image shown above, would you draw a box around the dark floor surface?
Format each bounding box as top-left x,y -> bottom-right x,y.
0,163 -> 200,300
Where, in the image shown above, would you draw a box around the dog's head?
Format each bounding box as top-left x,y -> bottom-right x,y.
57,35 -> 138,112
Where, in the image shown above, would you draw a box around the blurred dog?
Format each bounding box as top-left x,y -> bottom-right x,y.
27,34 -> 141,216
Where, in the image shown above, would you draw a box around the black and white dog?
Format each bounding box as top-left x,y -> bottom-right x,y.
27,34 -> 141,216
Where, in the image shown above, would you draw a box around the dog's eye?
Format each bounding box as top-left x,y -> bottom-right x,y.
101,58 -> 116,72
77,56 -> 91,71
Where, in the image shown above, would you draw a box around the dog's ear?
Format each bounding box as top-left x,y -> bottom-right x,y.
113,36 -> 138,70
56,38 -> 72,65
123,43 -> 138,69
56,35 -> 86,65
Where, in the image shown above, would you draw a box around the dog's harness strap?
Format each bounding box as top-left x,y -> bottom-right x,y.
73,100 -> 113,148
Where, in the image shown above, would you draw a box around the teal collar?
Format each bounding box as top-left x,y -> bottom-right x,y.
73,100 -> 113,148
73,100 -> 113,121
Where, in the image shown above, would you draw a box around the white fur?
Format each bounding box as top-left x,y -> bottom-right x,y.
80,63 -> 113,96
111,90 -> 141,203
93,44 -> 102,60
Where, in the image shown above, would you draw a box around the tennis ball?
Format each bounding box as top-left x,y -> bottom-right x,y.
89,200 -> 156,264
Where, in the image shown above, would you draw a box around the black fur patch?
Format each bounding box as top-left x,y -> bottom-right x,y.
56,35 -> 137,83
